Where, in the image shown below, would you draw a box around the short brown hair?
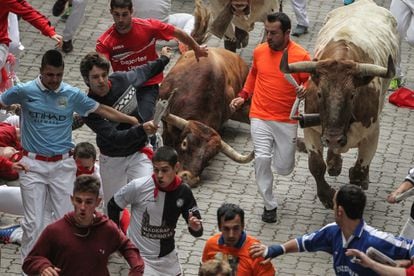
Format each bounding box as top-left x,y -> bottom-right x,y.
73,175 -> 101,197
199,259 -> 231,276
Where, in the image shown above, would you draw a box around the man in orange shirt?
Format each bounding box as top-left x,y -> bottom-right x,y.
230,12 -> 310,223
202,203 -> 275,275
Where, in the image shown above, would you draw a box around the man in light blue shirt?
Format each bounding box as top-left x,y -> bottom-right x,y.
0,49 -> 138,259
249,185 -> 414,275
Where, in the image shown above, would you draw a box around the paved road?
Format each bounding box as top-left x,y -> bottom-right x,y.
1,0 -> 413,275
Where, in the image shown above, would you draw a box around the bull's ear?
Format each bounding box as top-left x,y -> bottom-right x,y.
353,76 -> 375,87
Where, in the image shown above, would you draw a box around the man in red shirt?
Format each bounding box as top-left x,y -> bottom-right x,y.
96,0 -> 208,124
230,12 -> 310,223
0,0 -> 62,70
23,175 -> 145,276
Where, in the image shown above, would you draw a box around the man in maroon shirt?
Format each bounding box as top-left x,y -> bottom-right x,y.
22,175 -> 145,276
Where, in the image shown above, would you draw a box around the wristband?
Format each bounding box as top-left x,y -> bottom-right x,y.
265,244 -> 285,259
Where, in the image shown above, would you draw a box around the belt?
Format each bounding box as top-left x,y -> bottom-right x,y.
22,149 -> 74,162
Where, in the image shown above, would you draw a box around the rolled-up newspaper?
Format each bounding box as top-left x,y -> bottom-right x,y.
395,187 -> 414,202
153,88 -> 177,126
284,73 -> 301,119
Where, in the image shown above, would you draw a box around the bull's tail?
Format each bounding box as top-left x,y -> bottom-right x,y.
191,0 -> 211,45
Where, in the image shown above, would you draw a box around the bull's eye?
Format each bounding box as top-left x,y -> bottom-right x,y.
181,139 -> 188,150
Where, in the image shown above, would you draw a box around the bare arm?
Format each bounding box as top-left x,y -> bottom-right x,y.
249,239 -> 299,263
346,249 -> 407,276
173,28 -> 208,61
94,104 -> 139,126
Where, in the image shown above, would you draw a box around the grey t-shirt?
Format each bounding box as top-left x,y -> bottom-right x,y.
132,0 -> 171,22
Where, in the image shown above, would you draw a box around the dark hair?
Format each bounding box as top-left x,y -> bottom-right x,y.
153,146 -> 178,167
73,175 -> 101,196
80,52 -> 110,82
217,203 -> 244,228
110,0 -> 133,11
74,142 -> 97,160
41,49 -> 64,69
336,185 -> 366,219
199,259 -> 232,276
266,12 -> 291,33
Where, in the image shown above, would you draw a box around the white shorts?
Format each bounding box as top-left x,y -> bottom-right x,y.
143,250 -> 182,276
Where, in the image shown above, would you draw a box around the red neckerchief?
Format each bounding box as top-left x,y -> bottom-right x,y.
76,160 -> 95,176
152,174 -> 182,198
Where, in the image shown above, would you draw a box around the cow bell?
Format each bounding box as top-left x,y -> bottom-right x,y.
292,113 -> 321,128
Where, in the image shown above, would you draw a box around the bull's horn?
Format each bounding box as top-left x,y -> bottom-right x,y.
220,140 -> 254,163
280,49 -> 317,74
164,114 -> 189,130
356,55 -> 395,78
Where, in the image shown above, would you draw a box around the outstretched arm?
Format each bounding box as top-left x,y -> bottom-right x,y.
94,104 -> 139,125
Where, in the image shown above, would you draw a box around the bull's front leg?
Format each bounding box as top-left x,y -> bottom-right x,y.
349,126 -> 379,190
326,149 -> 342,176
304,128 -> 336,209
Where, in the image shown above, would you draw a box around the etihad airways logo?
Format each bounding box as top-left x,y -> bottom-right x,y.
29,111 -> 67,124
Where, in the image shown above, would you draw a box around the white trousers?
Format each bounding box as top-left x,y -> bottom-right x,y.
390,0 -> 414,77
143,250 -> 182,276
290,0 -> 309,27
99,151 -> 153,208
19,156 -> 76,258
251,119 -> 297,210
63,0 -> 88,41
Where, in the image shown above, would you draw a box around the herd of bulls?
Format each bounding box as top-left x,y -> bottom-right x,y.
159,0 -> 399,208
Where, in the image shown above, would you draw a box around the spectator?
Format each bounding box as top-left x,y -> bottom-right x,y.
230,12 -> 310,223
107,146 -> 203,275
290,0 -> 309,37
80,47 -> 172,215
387,167 -> 414,240
249,185 -> 414,276
96,0 -> 208,127
389,0 -> 414,89
22,175 -> 145,275
202,203 -> 275,275
0,49 -> 140,259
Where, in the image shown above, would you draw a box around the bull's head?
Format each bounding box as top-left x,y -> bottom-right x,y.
280,49 -> 394,148
164,114 -> 254,186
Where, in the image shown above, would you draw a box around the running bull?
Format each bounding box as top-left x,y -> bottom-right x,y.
209,0 -> 280,51
160,47 -> 253,186
280,0 -> 398,208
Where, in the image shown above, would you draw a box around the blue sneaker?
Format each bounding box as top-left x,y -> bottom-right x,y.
0,224 -> 19,244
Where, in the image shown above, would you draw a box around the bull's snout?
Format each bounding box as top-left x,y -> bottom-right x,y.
322,134 -> 347,148
178,170 -> 200,188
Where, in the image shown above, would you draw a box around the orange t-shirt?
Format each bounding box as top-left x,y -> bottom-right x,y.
202,233 -> 276,276
243,41 -> 311,123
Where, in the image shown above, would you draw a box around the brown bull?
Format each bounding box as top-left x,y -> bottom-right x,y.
280,0 -> 398,208
160,48 -> 253,186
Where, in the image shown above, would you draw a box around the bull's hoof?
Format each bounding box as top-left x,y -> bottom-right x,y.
327,151 -> 342,176
349,166 -> 369,190
317,187 -> 336,209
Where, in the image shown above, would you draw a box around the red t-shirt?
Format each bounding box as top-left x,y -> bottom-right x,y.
407,265 -> 414,276
96,18 -> 175,86
0,0 -> 56,46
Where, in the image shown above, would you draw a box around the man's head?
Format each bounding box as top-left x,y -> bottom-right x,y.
71,175 -> 102,226
74,142 -> 97,171
110,0 -> 133,34
265,12 -> 291,51
333,184 -> 366,223
199,259 -> 232,276
40,49 -> 64,91
153,146 -> 180,189
80,52 -> 111,96
217,203 -> 245,247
